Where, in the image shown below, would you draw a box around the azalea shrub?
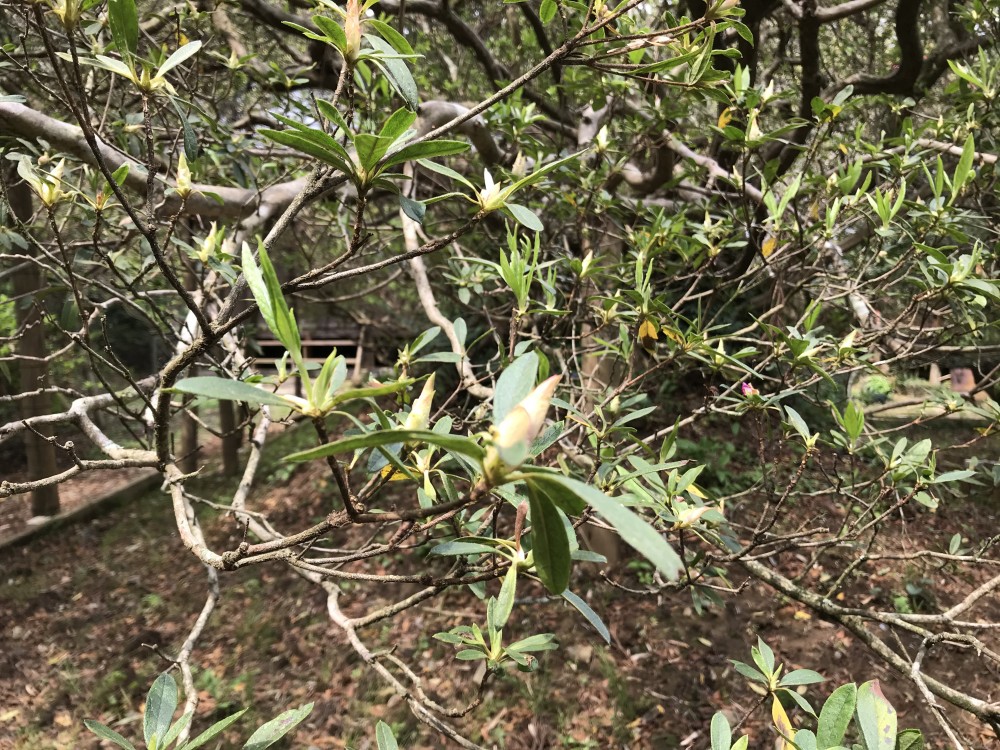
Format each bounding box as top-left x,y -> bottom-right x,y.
2,0 -> 999,746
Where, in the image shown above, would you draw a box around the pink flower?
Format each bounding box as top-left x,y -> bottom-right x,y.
741,382 -> 759,397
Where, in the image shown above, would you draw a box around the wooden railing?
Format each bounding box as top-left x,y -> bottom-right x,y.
254,328 -> 368,389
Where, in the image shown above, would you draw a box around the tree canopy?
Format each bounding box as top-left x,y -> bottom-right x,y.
1,0 -> 999,746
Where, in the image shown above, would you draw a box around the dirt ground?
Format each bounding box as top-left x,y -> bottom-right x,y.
1,422 -> 999,749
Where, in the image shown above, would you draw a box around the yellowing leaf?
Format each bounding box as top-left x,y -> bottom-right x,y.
772,697 -> 794,749
661,326 -> 684,345
718,107 -> 733,129
380,464 -> 409,481
793,609 -> 812,620
762,236 -> 778,258
838,142 -> 848,155
639,318 -> 659,351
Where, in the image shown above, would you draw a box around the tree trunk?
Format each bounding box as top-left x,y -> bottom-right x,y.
219,398 -> 241,476
7,170 -> 60,515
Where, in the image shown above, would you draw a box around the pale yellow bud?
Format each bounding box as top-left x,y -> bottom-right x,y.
674,505 -> 711,529
404,373 -> 436,432
175,152 -> 192,197
483,375 -> 561,485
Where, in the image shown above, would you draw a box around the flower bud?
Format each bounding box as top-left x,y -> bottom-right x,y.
674,505 -> 711,529
483,375 -> 561,485
343,0 -> 362,62
175,152 -> 192,197
404,373 -> 436,432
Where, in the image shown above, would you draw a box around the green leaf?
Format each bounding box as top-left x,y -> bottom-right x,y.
430,541 -> 498,556
316,99 -> 351,134
177,709 -> 249,750
171,377 -> 291,407
161,712 -> 193,748
932,469 -> 976,484
328,377 -> 414,407
792,728 -> 818,750
143,673 -> 178,747
952,133 -> 974,198
504,203 -> 544,232
504,150 -> 584,196
90,54 -> 137,80
417,158 -> 476,190
375,721 -> 399,750
365,35 -> 419,110
242,703 -> 313,750
711,712 -> 731,750
312,15 -> 348,51
539,0 -> 557,23
780,669 -> 826,687
259,129 -> 353,173
494,351 -> 539,422
367,18 -> 414,55
455,649 -> 487,660
284,428 -> 485,463
400,194 -> 426,223
784,405 -> 811,442
313,353 -> 347,407
855,681 -> 896,750
111,163 -> 130,186
83,720 -> 137,750
561,589 -> 610,643
108,0 -> 139,60
732,660 -> 767,683
379,107 -> 417,142
495,564 -> 518,628
241,242 -> 276,333
532,475 -> 682,580
526,482 -> 571,594
256,242 -> 301,360
156,40 -> 202,78
895,729 -> 924,750
381,139 -> 470,169
506,632 -> 558,652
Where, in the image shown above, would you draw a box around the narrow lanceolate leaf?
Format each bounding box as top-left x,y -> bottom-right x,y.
241,242 -> 276,332
83,720 -> 137,750
171,377 -> 291,407
952,133 -> 974,197
381,139 -> 470,169
526,482 -> 571,594
156,40 -> 203,78
284,428 -> 485,463
177,708 -> 248,750
259,128 -> 353,174
495,563 -> 518,629
243,703 -> 314,750
143,672 -> 178,747
561,589 -> 609,643
365,34 -> 419,110
534,474 -> 682,580
108,0 -> 139,60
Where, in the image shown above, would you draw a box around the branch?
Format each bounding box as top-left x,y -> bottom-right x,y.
0,102 -> 308,221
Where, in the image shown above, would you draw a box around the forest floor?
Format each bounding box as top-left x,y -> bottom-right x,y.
1,418 -> 999,750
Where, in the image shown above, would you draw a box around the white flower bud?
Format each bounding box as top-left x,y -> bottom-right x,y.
483,375 -> 561,485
